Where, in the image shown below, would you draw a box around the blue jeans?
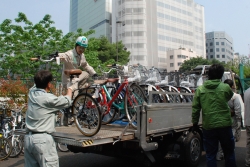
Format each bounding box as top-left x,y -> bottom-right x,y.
202,126 -> 236,167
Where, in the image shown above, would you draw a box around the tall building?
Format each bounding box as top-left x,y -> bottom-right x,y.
69,0 -> 112,41
205,31 -> 234,63
69,0 -> 205,70
112,0 -> 205,69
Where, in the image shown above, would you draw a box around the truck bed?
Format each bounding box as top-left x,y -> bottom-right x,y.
15,124 -> 136,147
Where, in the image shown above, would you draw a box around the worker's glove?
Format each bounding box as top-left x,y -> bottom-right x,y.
92,73 -> 98,80
191,124 -> 199,134
237,122 -> 241,129
68,82 -> 78,92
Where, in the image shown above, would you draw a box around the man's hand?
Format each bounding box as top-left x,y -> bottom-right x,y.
191,124 -> 199,134
68,83 -> 78,92
92,73 -> 98,80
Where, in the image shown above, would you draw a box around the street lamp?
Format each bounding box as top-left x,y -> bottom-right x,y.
116,21 -> 125,63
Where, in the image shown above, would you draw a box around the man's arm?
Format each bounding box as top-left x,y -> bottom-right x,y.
192,89 -> 201,124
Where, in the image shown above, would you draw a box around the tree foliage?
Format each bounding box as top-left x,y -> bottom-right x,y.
0,13 -> 130,80
179,57 -> 223,72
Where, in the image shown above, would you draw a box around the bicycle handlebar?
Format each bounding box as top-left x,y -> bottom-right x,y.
30,52 -> 60,65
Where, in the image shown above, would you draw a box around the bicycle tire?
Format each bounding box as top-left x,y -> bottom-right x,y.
125,83 -> 147,129
7,135 -> 23,158
57,142 -> 69,152
0,137 -> 12,161
72,93 -> 101,137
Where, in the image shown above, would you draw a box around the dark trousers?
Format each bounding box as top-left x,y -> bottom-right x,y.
202,126 -> 237,167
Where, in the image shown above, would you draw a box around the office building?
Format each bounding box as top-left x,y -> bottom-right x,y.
112,0 -> 205,69
205,31 -> 234,63
70,0 -> 205,70
166,47 -> 197,72
69,0 -> 112,41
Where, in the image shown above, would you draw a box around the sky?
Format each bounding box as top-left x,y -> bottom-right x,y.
0,0 -> 249,56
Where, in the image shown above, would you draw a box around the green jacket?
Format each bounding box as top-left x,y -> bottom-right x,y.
192,79 -> 233,130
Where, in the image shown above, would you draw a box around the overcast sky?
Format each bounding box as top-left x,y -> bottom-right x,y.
0,0 -> 249,56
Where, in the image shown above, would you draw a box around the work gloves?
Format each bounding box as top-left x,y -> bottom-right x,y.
191,124 -> 199,134
92,73 -> 98,80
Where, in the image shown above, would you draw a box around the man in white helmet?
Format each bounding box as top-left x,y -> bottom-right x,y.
59,36 -> 97,90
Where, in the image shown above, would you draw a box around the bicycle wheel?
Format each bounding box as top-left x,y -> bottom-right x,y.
0,136 -> 12,161
7,135 -> 23,158
57,142 -> 69,152
124,83 -> 147,129
72,93 -> 101,137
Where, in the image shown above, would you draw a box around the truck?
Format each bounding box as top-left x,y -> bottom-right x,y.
16,92 -> 202,167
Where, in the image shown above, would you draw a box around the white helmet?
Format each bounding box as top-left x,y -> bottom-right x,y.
76,36 -> 88,48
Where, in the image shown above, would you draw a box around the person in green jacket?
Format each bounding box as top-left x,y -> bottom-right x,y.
192,64 -> 236,167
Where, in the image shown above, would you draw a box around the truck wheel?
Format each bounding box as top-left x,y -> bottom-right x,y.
183,132 -> 202,167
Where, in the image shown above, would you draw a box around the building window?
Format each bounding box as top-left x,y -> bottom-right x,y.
170,55 -> 173,59
178,62 -> 182,66
210,49 -> 213,52
222,55 -> 225,58
206,43 -> 208,46
170,63 -> 174,67
217,55 -> 220,58
216,48 -> 219,52
216,42 -> 219,45
210,55 -> 213,58
221,42 -> 225,45
210,42 -> 213,46
222,48 -> 225,52
206,49 -> 208,53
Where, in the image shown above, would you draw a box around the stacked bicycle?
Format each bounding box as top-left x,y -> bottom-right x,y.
31,53 -> 147,137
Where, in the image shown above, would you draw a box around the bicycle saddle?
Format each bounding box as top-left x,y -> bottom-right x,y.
64,69 -> 82,76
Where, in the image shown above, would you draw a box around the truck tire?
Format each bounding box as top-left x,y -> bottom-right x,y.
183,132 -> 202,167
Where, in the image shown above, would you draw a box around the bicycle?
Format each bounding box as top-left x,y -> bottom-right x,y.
31,53 -> 102,136
2,104 -> 26,158
96,64 -> 147,128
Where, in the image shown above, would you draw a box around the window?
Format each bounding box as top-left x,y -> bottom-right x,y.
170,63 -> 174,67
177,55 -> 182,58
178,62 -> 182,66
210,49 -> 213,52
170,55 -> 173,59
216,48 -> 219,52
216,42 -> 219,45
222,48 -> 225,52
210,55 -> 213,58
222,55 -> 225,58
217,55 -> 220,58
206,49 -> 208,53
210,42 -> 213,46
206,43 -> 208,46
221,42 -> 225,45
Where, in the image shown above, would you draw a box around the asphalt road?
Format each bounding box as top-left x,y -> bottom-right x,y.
1,130 -> 247,167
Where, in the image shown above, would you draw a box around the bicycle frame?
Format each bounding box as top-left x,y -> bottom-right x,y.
100,79 -> 129,116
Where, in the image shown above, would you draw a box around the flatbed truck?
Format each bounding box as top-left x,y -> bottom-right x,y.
16,91 -> 202,167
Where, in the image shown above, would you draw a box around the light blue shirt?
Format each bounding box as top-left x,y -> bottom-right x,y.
26,87 -> 71,133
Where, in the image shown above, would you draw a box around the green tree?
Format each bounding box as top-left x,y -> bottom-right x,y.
179,57 -> 222,72
0,13 -> 130,80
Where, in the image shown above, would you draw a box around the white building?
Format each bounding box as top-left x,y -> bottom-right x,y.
69,0 -> 205,71
167,47 -> 198,72
112,0 -> 205,69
